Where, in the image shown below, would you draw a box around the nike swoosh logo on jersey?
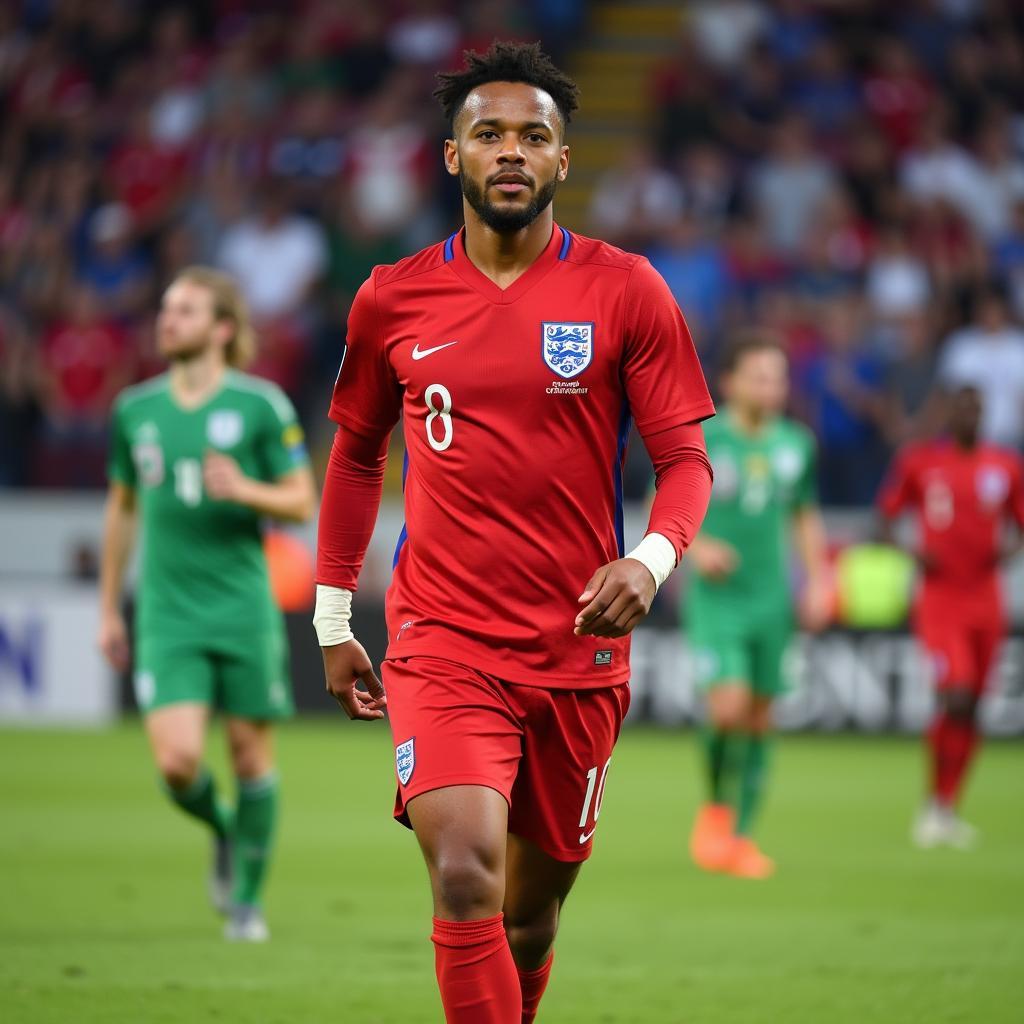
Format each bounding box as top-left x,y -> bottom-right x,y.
412,341 -> 459,360
578,828 -> 596,844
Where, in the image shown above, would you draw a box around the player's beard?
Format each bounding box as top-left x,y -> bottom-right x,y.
160,331 -> 213,364
460,166 -> 560,233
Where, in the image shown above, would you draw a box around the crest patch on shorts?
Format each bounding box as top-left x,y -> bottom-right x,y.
396,738 -> 415,786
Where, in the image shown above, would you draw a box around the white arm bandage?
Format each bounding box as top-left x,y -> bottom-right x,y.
312,584 -> 354,646
624,532 -> 678,592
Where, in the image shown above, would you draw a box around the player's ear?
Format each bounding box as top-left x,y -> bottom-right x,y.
557,144 -> 569,182
444,138 -> 459,177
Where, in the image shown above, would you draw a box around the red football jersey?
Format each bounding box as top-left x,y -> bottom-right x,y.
878,440 -> 1024,614
328,224 -> 714,688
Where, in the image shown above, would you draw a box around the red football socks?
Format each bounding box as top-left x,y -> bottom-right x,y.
432,913 -> 522,1023
517,952 -> 554,1024
928,712 -> 980,805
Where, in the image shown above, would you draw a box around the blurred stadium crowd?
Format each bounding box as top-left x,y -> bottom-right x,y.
1,0 -> 1023,506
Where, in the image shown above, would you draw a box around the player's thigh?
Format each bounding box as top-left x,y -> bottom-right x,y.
916,615 -> 971,690
749,621 -> 792,701
749,694 -> 774,735
383,656 -> 524,825
508,682 -> 629,863
216,621 -> 294,722
224,716 -> 275,780
970,624 -> 1005,697
134,633 -> 216,715
691,627 -> 753,730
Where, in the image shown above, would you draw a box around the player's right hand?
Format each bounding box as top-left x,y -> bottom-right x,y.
321,639 -> 387,721
98,611 -> 130,672
689,538 -> 739,580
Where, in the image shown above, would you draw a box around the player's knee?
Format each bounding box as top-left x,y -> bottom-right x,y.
944,688 -> 977,722
505,911 -> 558,969
433,848 -> 504,919
156,747 -> 202,790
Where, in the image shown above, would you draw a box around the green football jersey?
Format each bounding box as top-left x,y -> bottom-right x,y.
109,370 -> 309,637
690,410 -> 817,607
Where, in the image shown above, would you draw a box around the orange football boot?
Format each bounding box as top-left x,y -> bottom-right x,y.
725,836 -> 776,879
689,803 -> 736,872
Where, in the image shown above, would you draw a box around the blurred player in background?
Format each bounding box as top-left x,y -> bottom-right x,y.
314,42 -> 714,1023
686,335 -> 830,879
878,385 -> 1024,849
97,267 -> 315,941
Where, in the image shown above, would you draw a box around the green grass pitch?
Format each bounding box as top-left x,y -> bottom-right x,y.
1,723 -> 1021,1023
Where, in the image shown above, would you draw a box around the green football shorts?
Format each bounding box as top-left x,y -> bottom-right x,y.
687,603 -> 792,697
133,623 -> 294,720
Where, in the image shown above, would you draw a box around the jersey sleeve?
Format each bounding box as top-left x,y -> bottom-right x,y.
877,449 -> 918,518
107,396 -> 136,488
791,429 -> 818,510
258,385 -> 310,480
328,272 -> 402,437
621,258 -> 715,434
1008,455 -> 1024,529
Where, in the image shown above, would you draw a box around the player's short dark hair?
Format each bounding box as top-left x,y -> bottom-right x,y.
434,40 -> 580,132
720,332 -> 787,375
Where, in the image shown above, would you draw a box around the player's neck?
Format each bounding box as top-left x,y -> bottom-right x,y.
169,348 -> 227,410
461,206 -> 554,289
729,405 -> 770,437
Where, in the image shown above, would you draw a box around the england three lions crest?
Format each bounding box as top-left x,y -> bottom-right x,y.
396,738 -> 415,786
543,322 -> 594,379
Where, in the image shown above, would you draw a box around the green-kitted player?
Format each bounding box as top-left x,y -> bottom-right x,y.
685,335 -> 829,879
97,267 -> 316,940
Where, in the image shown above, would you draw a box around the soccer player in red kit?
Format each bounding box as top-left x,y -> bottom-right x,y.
879,385 -> 1024,849
313,43 -> 714,1023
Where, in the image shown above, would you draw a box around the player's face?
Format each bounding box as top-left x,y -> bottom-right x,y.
726,349 -> 789,417
949,387 -> 982,440
156,280 -> 218,361
446,81 -> 569,233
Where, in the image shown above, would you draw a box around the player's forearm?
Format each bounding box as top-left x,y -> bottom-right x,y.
315,424 -> 389,591
642,422 -> 714,562
233,470 -> 316,523
99,490 -> 136,615
792,507 -> 828,583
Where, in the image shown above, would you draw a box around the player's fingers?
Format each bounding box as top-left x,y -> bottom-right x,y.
586,592 -> 634,637
358,668 -> 387,706
329,684 -> 363,720
577,566 -> 608,603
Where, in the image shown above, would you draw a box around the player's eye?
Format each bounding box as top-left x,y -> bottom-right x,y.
478,130 -> 498,140
526,134 -> 547,143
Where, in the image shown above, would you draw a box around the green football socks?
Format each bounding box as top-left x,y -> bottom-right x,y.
704,727 -> 742,805
232,773 -> 279,908
736,735 -> 771,836
166,767 -> 231,839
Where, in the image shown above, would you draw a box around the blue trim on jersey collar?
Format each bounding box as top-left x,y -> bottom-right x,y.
558,227 -> 571,260
443,231 -> 458,263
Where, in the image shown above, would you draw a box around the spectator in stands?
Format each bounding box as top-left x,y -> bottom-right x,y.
940,286 -> 1024,449
865,226 -> 932,321
881,310 -> 943,445
748,114 -> 836,255
77,202 -> 153,322
798,296 -> 889,505
589,143 -> 684,251
992,199 -> 1024,322
216,179 -> 327,321
33,285 -> 133,487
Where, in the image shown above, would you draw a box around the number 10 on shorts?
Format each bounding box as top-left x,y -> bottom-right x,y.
578,758 -> 612,843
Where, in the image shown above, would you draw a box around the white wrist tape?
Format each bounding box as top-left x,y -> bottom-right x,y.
625,532 -> 677,591
312,585 -> 354,646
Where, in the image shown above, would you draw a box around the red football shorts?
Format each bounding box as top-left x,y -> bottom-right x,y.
915,610 -> 1004,694
382,655 -> 630,863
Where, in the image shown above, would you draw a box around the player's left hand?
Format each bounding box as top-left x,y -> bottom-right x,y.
203,450 -> 247,502
575,558 -> 656,638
